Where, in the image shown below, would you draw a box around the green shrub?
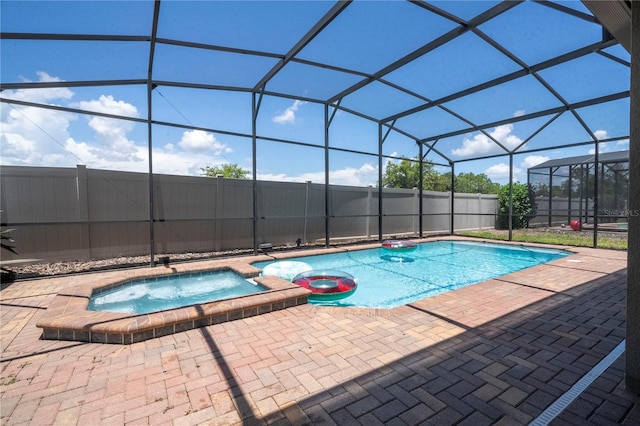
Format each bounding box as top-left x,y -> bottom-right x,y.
1,210 -> 17,273
497,183 -> 536,229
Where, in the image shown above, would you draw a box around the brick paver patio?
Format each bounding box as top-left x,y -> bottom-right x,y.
1,239 -> 639,425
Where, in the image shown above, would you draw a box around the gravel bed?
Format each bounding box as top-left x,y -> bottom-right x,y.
1,249 -> 258,281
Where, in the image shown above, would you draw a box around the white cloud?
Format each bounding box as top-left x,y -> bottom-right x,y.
63,137 -> 143,167
593,129 -> 608,140
257,171 -> 318,183
1,75 -> 150,167
452,123 -> 523,157
5,71 -> 74,104
586,129 -> 615,155
1,132 -> 41,163
514,110 -> 526,117
1,74 -> 78,166
0,72 -> 239,176
74,95 -> 142,162
273,100 -> 305,124
75,95 -> 138,118
520,155 -> 550,169
178,129 -> 230,154
485,162 -> 522,182
588,143 -> 608,155
329,163 -> 377,186
61,137 -> 234,176
1,105 -> 71,156
152,147 -> 231,176
258,162 -> 378,187
484,155 -> 549,184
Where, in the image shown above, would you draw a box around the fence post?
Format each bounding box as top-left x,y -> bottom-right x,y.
478,193 -> 482,230
304,180 -> 311,244
364,185 -> 371,238
215,175 -> 223,251
76,165 -> 91,261
414,187 -> 419,236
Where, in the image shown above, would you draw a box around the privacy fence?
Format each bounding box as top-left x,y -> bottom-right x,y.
1,165 -> 497,263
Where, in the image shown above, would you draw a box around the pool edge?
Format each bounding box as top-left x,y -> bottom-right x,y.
37,269 -> 310,345
35,237 -> 581,345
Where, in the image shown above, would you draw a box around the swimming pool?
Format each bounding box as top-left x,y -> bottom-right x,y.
88,270 -> 267,314
253,241 -> 570,309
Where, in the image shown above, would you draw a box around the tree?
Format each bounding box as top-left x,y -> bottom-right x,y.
382,158 -> 443,190
497,183 -> 537,229
201,164 -> 249,179
453,172 -> 500,194
531,182 -> 549,197
427,171 -> 451,192
382,158 -> 499,194
382,158 -> 421,188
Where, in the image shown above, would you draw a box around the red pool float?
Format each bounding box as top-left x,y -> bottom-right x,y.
292,270 -> 357,301
382,239 -> 418,251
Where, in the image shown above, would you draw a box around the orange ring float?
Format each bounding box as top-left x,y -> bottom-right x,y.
382,239 -> 417,251
292,270 -> 357,301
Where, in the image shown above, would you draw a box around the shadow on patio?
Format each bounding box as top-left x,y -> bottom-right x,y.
239,269 -> 638,424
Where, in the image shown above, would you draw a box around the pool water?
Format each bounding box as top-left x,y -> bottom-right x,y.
253,241 -> 569,309
88,270 -> 267,314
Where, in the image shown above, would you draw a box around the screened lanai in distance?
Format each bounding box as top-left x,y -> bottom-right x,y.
528,150 -> 630,230
0,0 -> 631,260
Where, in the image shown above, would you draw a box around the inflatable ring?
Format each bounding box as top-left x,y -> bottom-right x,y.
262,261 -> 312,281
292,270 -> 357,301
382,239 -> 417,252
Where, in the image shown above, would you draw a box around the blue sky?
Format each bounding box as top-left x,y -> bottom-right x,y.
0,0 -> 631,186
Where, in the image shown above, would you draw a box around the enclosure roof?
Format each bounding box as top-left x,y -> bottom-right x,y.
0,0 -> 632,179
528,150 -> 630,170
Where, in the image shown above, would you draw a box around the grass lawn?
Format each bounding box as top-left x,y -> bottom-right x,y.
458,229 -> 628,250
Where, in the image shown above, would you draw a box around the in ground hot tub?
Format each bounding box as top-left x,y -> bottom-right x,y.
37,263 -> 310,345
